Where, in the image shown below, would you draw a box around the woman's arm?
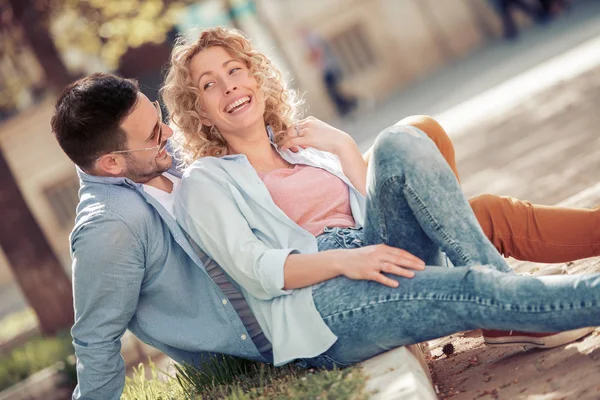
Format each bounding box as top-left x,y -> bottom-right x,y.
332,135 -> 367,195
284,244 -> 425,289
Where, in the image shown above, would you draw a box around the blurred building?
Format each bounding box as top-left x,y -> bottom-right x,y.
258,0 -> 503,118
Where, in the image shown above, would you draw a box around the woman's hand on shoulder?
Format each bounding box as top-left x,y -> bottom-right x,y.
335,244 -> 426,288
281,116 -> 355,156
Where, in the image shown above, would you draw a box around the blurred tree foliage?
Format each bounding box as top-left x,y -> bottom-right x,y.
50,0 -> 194,70
0,0 -> 197,101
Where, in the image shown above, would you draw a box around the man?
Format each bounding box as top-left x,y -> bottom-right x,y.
52,73 -> 591,399
52,73 -> 271,399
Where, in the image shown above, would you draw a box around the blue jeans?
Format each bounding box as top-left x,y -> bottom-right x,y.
305,125 -> 600,369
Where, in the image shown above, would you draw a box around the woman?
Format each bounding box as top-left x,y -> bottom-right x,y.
162,28 -> 600,368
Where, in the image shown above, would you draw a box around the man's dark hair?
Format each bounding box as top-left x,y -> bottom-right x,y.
51,73 -> 140,170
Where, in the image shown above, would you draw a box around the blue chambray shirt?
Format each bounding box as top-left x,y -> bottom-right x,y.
70,165 -> 266,400
174,127 -> 367,366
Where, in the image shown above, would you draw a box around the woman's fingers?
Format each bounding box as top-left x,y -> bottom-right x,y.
381,262 -> 416,278
281,137 -> 308,151
368,262 -> 415,288
371,271 -> 400,288
376,245 -> 424,268
392,248 -> 425,266
380,251 -> 425,271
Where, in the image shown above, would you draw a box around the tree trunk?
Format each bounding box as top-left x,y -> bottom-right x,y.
7,0 -> 73,91
0,148 -> 74,335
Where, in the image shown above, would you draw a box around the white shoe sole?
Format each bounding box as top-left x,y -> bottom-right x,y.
484,327 -> 595,349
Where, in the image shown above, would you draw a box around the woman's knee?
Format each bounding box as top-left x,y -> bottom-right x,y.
373,124 -> 434,158
398,115 -> 447,143
365,115 -> 454,166
398,115 -> 459,178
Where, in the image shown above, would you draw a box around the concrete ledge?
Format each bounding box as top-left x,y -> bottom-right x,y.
361,343 -> 437,400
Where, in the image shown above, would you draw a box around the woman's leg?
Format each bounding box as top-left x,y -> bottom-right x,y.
363,115 -> 600,263
309,265 -> 600,368
470,194 -> 600,263
363,115 -> 460,182
308,125 -> 600,368
363,124 -> 511,272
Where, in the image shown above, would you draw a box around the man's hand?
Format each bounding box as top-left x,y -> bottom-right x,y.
334,245 -> 426,288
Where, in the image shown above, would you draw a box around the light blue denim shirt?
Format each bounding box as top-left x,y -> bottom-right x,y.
70,165 -> 267,400
174,128 -> 367,365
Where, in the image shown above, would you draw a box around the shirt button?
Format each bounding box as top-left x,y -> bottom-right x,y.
222,299 -> 228,305
240,334 -> 247,341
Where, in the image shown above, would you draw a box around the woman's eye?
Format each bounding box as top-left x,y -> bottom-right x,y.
203,81 -> 214,90
230,67 -> 241,74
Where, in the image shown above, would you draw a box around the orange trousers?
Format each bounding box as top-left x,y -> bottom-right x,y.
364,116 -> 600,263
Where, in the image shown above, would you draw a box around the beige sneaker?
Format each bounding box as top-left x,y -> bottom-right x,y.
482,327 -> 594,348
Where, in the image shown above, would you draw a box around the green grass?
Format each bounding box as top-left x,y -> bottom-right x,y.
0,308 -> 370,398
123,355 -> 369,400
0,332 -> 74,391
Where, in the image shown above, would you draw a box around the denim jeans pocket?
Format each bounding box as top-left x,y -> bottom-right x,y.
327,227 -> 364,249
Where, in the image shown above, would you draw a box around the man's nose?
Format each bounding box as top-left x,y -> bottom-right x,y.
162,124 -> 174,140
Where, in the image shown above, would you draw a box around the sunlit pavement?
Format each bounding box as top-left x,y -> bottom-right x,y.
339,0 -> 600,155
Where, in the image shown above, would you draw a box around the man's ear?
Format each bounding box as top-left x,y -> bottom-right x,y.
95,154 -> 126,176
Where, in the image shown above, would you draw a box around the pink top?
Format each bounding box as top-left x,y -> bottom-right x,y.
258,164 -> 355,236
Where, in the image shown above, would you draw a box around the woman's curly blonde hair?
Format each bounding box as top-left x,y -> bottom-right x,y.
161,27 -> 303,166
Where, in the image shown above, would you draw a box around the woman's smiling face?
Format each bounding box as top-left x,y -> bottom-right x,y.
189,46 -> 266,136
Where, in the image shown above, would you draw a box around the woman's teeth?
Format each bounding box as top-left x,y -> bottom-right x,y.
226,96 -> 250,113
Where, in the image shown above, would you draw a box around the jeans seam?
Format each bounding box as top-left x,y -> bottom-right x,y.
375,176 -> 402,244
402,182 -> 473,266
319,295 -> 599,322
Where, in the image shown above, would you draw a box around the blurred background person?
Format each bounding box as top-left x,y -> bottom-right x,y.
492,0 -> 549,39
301,27 -> 358,117
539,0 -> 574,15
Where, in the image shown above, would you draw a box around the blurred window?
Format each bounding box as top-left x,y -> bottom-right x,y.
43,176 -> 79,229
329,24 -> 376,77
